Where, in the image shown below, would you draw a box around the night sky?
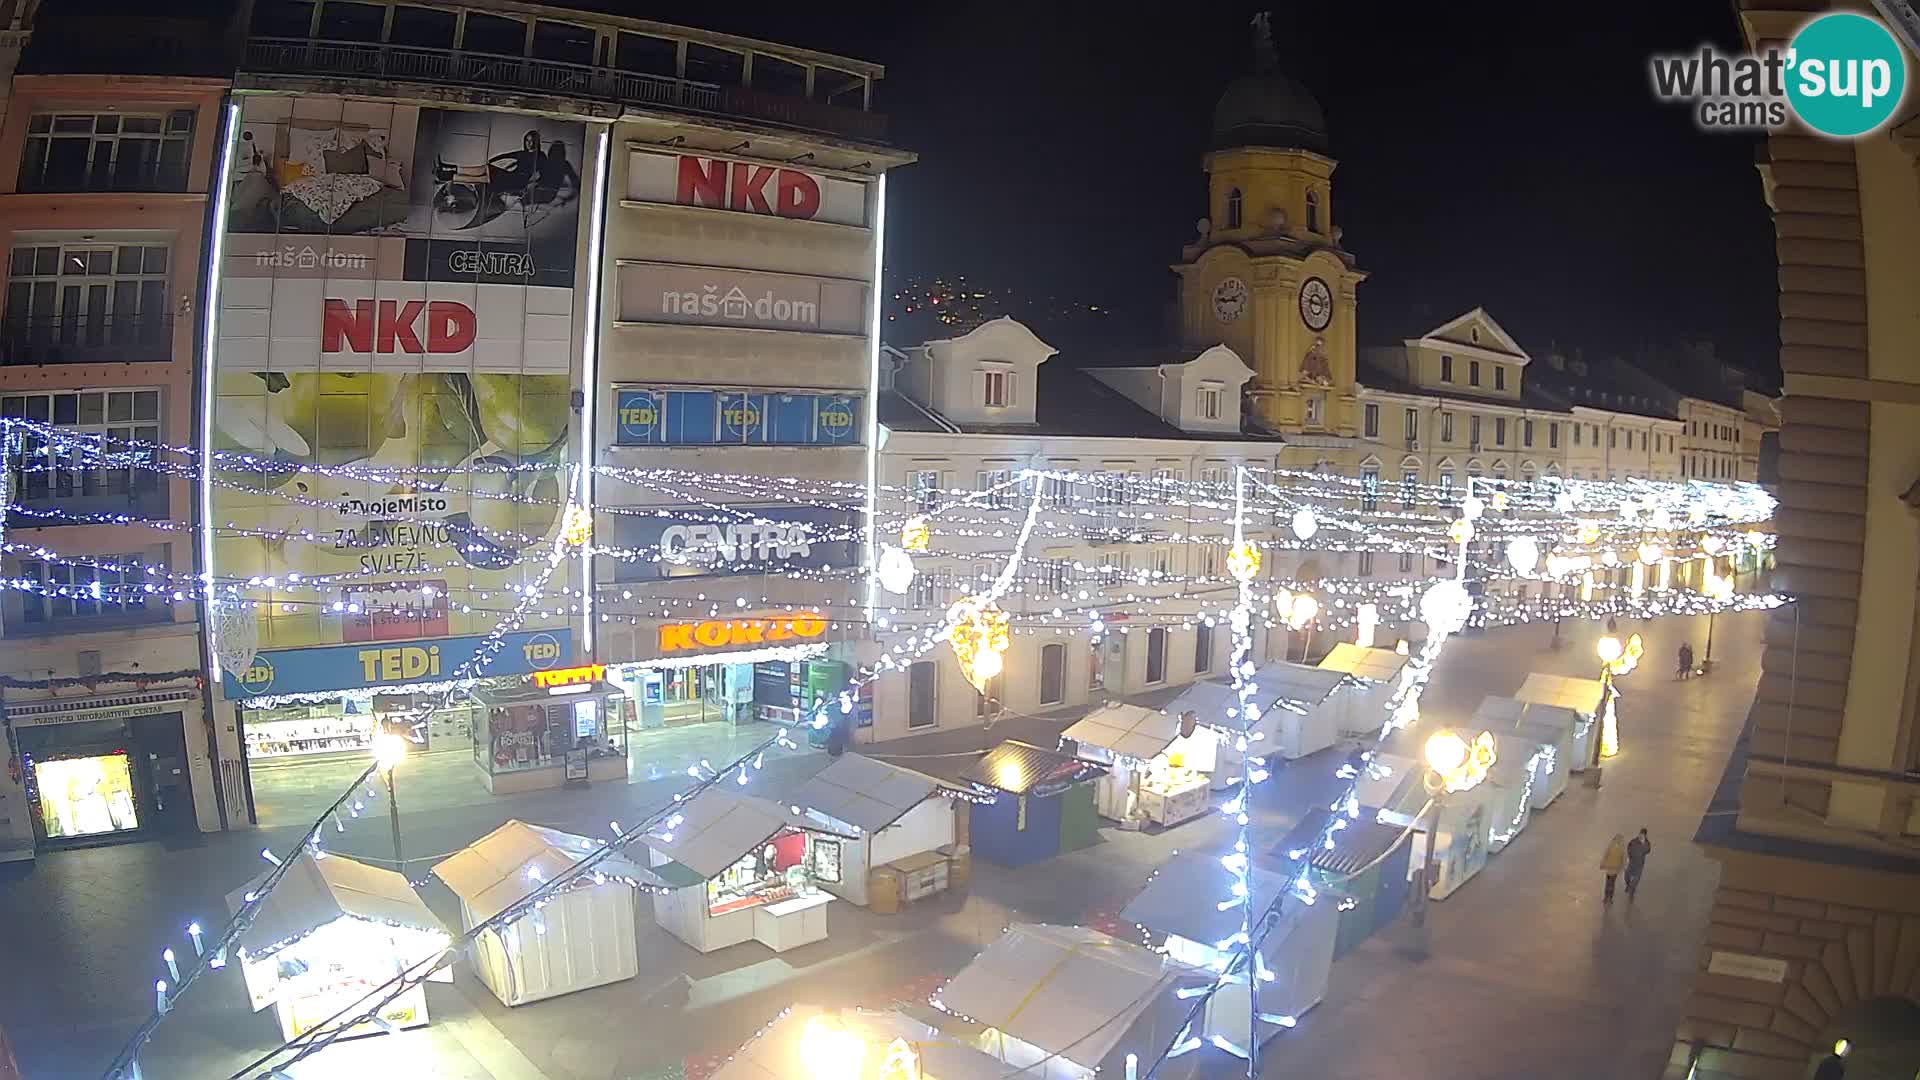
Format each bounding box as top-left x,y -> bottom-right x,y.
691,1 -> 1781,378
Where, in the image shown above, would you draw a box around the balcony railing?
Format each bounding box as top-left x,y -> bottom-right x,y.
1,315 -> 175,366
243,38 -> 889,143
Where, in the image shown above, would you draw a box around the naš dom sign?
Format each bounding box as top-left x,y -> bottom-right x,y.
657,613 -> 828,654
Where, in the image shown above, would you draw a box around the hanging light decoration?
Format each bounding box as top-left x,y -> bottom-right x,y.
900,516 -> 930,553
1448,518 -> 1474,546
1490,491 -> 1510,512
1289,508 -> 1318,541
560,505 -> 593,547
1701,534 -> 1725,555
1506,536 -> 1540,575
1355,602 -> 1379,648
1461,495 -> 1485,521
1637,542 -> 1664,566
1424,729 -> 1497,793
947,596 -> 1010,691
1284,593 -> 1318,631
1576,520 -> 1601,545
875,545 -> 916,595
1420,579 -> 1472,637
1228,542 -> 1263,583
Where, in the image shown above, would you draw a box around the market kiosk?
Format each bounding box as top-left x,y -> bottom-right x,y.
1287,810 -> 1413,958
711,1005 -> 1007,1080
1060,703 -> 1217,826
790,754 -> 960,908
1165,662 -> 1349,789
432,820 -> 649,1006
1512,673 -> 1606,772
934,923 -> 1209,1080
1351,751 -> 1493,900
1120,851 -> 1336,1048
643,788 -> 854,955
1471,697 -> 1577,808
226,851 -> 450,1041
1317,644 -> 1412,739
960,741 -> 1106,868
471,665 -> 630,794
1481,753 -> 1534,853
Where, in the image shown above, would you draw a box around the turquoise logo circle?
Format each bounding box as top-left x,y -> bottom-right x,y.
1786,13 -> 1907,137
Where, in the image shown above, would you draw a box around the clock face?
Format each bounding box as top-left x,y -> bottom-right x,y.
1211,277 -> 1248,324
1299,277 -> 1334,331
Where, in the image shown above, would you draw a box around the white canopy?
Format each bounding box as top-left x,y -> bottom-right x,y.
713,1006 -> 1007,1080
1318,643 -> 1409,683
226,851 -> 441,961
644,788 -> 844,880
1062,702 -> 1189,761
1351,752 -> 1424,817
791,754 -> 944,834
1165,661 -> 1347,741
1472,696 -> 1581,743
433,819 -> 655,923
936,923 -> 1207,1074
1513,673 -> 1607,716
1119,851 -> 1289,946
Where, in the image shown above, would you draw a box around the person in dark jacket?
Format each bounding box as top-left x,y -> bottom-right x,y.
1625,828 -> 1652,899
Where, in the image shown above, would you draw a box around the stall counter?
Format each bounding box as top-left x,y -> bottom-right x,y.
1138,772 -> 1210,826
754,892 -> 831,952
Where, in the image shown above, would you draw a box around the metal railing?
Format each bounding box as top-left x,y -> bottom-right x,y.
243,38 -> 887,142
0,315 -> 175,366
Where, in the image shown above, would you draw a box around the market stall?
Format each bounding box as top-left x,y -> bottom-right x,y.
1512,673 -> 1607,772
1471,697 -> 1577,809
1316,644 -> 1412,739
471,668 -> 630,794
790,753 -> 960,908
1481,753 -> 1534,853
1350,751 -> 1493,900
1287,809 -> 1413,958
226,851 -> 450,1042
934,923 -> 1209,1080
1163,662 -> 1350,788
643,787 -> 854,955
431,819 -> 651,1006
960,741 -> 1106,868
1120,851 -> 1336,1049
1060,703 -> 1217,826
711,1005 -> 1006,1080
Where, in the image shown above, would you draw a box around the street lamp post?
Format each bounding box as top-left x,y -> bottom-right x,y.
372,730 -> 408,876
1591,624 -> 1622,788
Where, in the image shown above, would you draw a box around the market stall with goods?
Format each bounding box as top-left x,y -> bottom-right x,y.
790,753 -> 963,909
1060,702 -> 1217,826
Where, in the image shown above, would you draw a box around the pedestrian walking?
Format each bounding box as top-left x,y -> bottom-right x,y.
1677,642 -> 1695,679
1625,828 -> 1652,899
1600,833 -> 1627,904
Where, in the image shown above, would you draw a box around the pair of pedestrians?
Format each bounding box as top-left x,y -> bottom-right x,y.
1599,829 -> 1652,903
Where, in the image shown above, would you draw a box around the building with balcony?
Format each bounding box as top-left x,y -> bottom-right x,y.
1662,6 -> 1920,1079
0,3 -> 232,861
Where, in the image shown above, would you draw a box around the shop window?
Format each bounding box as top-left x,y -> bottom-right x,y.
4,389 -> 164,518
1146,627 -> 1168,685
908,661 -> 936,728
1194,624 -> 1214,674
13,550 -> 164,630
6,244 -> 173,364
1040,643 -> 1066,705
18,112 -> 195,193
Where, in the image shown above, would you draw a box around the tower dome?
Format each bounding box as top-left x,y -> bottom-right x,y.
1211,13 -> 1327,153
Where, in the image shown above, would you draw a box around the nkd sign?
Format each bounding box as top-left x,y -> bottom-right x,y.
626,150 -> 870,228
618,262 -> 867,335
323,299 -> 477,354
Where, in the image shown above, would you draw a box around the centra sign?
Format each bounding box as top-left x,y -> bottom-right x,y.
658,613 -> 828,653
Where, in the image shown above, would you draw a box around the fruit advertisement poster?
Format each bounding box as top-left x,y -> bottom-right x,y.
211,95 -> 590,659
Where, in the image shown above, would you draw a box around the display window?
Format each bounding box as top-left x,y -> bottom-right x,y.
244,698 -> 477,760
30,752 -> 139,839
475,691 -> 625,776
704,829 -> 829,915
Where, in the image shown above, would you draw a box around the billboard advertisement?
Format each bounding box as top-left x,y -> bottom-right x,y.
211,96 -> 589,688
616,261 -> 868,335
625,150 -> 871,227
613,387 -> 860,447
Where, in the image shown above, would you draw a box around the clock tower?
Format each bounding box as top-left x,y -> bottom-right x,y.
1174,13 -> 1365,443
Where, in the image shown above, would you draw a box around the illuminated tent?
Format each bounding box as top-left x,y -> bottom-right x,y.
1316,644 -> 1412,738
790,753 -> 959,907
1470,696 -> 1577,808
1061,702 -> 1219,824
960,741 -> 1106,867
711,1005 -> 1005,1080
1512,673 -> 1607,771
1164,661 -> 1349,789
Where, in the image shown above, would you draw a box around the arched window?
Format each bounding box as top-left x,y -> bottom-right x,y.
1305,190 -> 1321,233
1226,188 -> 1243,229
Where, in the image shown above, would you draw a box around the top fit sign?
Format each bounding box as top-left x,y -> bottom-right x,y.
627,151 -> 870,228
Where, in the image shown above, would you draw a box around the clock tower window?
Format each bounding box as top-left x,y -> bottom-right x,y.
1306,189 -> 1321,233
1226,188 -> 1243,229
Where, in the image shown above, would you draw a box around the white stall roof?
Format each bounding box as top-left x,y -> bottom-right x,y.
791,754 -> 946,834
645,788 -> 843,880
713,1006 -> 1006,1080
1351,752 -> 1422,813
1119,851 -> 1289,946
1319,643 -> 1410,683
1472,697 -> 1581,742
227,851 -> 441,960
1165,661 -> 1347,735
433,819 -> 655,923
1062,702 -> 1186,761
937,923 -> 1206,1072
1514,673 -> 1607,715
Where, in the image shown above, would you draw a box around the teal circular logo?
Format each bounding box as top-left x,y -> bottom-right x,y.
1786,13 -> 1907,137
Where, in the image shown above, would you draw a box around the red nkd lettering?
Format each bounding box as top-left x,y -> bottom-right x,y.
675,155 -> 727,208
322,299 -> 476,354
671,155 -> 824,221
776,169 -> 821,219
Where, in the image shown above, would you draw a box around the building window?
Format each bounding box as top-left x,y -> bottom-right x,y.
1146,627 -> 1168,684
1096,471 -> 1127,507
1439,471 -> 1454,495
1194,624 -> 1214,674
1305,190 -> 1320,233
18,111 -> 196,193
1522,419 -> 1534,447
1573,424 -> 1582,447
1040,643 -> 1066,706
976,468 -> 1012,509
1591,424 -> 1599,444
1495,366 -> 1507,391
1549,423 -> 1559,449
982,369 -> 1011,408
1495,417 -> 1506,446
1469,360 -> 1482,387
1152,545 -> 1174,577
1088,642 -> 1106,692
1440,355 -> 1454,383
1363,403 -> 1379,438
1609,429 -> 1617,449
1362,466 -> 1380,511
1225,188 -> 1243,229
14,552 -> 158,628
1198,383 -> 1223,421
911,469 -> 942,512
1198,543 -> 1221,578
1404,408 -> 1418,443
908,661 -> 937,728
1399,551 -> 1414,573
4,390 -> 163,514
1441,413 -> 1455,443
1401,469 -> 1417,509
6,243 -> 173,364
1304,392 -> 1326,428
1470,415 -> 1482,447
1358,550 -> 1375,576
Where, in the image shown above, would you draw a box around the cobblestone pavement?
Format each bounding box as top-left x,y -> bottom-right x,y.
0,611 -> 1765,1080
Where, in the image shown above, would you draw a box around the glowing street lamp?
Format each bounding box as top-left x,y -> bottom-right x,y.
371,728 -> 409,875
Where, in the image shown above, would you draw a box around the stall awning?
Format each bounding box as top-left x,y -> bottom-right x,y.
1287,809 -> 1415,879
790,754 -> 946,834
432,819 -> 657,923
961,740 -> 1106,796
1350,752 -> 1425,816
1120,850 -> 1289,945
1513,673 -> 1607,716
1061,702 -> 1187,761
226,851 -> 441,961
712,1006 -> 1007,1080
1318,643 -> 1410,683
1472,696 -> 1581,743
936,923 -> 1207,1073
644,788 -> 848,880
1165,661 -> 1348,738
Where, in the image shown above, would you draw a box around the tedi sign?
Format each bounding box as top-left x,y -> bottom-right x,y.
323,299 -> 477,354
